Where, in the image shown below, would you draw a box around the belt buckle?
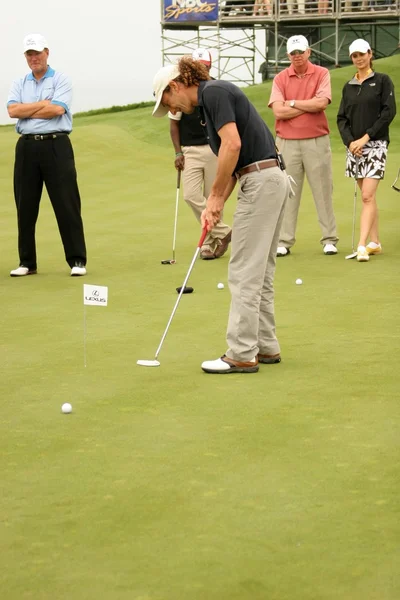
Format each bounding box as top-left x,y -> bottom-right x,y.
34,135 -> 42,141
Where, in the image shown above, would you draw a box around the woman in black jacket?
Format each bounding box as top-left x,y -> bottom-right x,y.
337,39 -> 396,262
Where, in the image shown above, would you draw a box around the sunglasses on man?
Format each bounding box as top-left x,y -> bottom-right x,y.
290,50 -> 306,56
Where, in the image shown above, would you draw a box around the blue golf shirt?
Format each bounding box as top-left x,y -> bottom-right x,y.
7,66 -> 73,134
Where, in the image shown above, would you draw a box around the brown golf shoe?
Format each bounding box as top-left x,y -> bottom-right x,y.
214,231 -> 232,258
200,249 -> 216,260
258,353 -> 281,364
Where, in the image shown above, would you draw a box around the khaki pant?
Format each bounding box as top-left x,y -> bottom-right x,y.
226,166 -> 289,362
276,135 -> 338,249
182,145 -> 231,252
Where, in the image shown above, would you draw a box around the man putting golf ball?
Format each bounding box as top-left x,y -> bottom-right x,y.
152,57 -> 289,373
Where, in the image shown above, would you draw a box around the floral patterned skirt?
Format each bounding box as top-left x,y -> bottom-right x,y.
345,140 -> 388,180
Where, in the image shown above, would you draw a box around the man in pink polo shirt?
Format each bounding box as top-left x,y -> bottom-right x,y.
268,35 -> 338,257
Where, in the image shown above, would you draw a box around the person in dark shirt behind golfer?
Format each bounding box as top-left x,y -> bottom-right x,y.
169,48 -> 231,260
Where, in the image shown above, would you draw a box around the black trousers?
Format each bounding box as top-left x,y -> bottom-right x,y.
13,135 -> 87,269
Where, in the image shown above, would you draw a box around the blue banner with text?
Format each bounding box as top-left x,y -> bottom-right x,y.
163,0 -> 219,22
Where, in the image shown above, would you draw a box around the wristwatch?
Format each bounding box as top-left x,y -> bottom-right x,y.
289,100 -> 296,108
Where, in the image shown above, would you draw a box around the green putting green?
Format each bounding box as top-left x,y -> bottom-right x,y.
0,56 -> 399,600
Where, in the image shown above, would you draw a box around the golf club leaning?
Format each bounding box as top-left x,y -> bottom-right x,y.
161,169 -> 181,265
345,156 -> 359,260
138,224 -> 208,367
392,168 -> 400,192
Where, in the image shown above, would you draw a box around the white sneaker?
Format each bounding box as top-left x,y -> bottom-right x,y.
10,266 -> 37,277
70,263 -> 87,276
323,244 -> 338,255
366,242 -> 382,255
201,355 -> 259,374
277,246 -> 290,257
357,246 -> 369,262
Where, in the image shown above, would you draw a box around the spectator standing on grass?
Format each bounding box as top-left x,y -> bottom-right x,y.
337,39 -> 396,262
153,57 -> 289,374
259,61 -> 269,82
268,34 -> 338,257
169,48 -> 231,260
7,34 -> 87,277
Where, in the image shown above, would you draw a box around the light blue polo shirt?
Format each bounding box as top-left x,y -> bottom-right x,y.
7,66 -> 73,135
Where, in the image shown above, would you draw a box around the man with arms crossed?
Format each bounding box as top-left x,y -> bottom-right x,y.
7,34 -> 87,277
268,35 -> 338,257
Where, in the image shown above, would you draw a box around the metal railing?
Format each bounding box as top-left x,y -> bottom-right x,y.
219,0 -> 399,19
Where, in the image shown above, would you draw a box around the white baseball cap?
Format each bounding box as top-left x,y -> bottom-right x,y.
152,63 -> 180,118
287,35 -> 309,54
349,39 -> 371,56
192,47 -> 212,67
23,33 -> 48,53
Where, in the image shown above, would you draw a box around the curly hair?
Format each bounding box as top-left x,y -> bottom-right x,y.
174,56 -> 211,87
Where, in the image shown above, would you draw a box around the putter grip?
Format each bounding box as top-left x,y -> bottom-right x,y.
198,225 -> 208,248
177,169 -> 181,188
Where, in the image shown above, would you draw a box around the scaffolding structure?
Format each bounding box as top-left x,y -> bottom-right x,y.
160,1 -> 400,84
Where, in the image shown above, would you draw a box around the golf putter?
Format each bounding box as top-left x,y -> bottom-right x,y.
392,168 -> 400,192
138,224 -> 208,367
345,156 -> 359,260
161,169 -> 181,264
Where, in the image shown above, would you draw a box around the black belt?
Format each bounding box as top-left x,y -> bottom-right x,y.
21,133 -> 70,140
236,159 -> 279,179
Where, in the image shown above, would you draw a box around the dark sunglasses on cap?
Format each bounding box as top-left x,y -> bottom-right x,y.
290,50 -> 305,56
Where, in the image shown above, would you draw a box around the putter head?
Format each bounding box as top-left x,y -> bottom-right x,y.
161,259 -> 176,265
176,286 -> 194,294
345,252 -> 357,260
137,359 -> 160,367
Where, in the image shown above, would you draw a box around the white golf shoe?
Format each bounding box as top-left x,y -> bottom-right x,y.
366,242 -> 382,255
277,246 -> 290,257
357,246 -> 369,262
201,355 -> 259,374
10,266 -> 37,277
323,244 -> 338,255
71,262 -> 87,276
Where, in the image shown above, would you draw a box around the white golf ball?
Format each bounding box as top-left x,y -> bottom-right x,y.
217,282 -> 224,290
61,403 -> 72,414
295,278 -> 303,285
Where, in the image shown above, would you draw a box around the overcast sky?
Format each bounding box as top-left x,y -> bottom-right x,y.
0,0 -> 163,125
